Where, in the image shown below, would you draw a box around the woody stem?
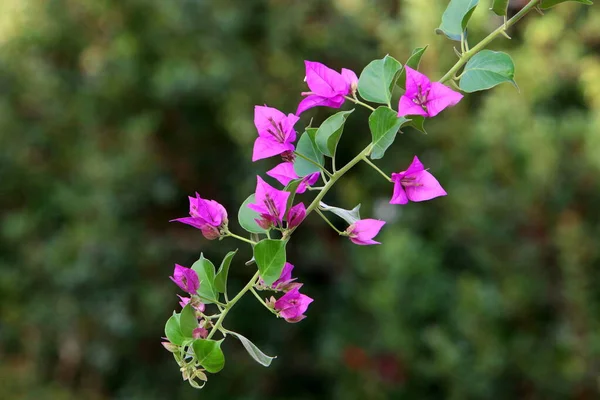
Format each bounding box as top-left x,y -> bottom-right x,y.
438,0 -> 540,84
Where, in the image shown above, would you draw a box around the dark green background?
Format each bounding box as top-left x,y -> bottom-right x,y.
1,0 -> 599,398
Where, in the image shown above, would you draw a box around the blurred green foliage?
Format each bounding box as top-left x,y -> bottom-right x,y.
1,0 -> 599,399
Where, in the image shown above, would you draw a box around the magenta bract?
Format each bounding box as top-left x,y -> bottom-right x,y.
390,156 -> 447,205
346,219 -> 386,246
397,67 -> 463,118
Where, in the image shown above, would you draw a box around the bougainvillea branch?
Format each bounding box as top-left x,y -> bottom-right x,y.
162,0 -> 592,389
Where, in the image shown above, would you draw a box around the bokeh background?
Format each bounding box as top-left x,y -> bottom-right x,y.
1,0 -> 600,399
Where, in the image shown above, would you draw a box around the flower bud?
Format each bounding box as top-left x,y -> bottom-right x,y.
162,341 -> 179,353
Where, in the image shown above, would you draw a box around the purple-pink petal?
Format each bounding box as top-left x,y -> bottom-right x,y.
287,202 -> 306,229
390,177 -> 409,205
305,61 -> 348,97
341,68 -> 358,91
347,219 -> 386,246
248,176 -> 290,224
404,66 -> 432,98
398,95 -> 429,118
192,194 -> 226,226
424,82 -> 464,117
170,264 -> 200,294
252,137 -> 295,162
271,262 -> 295,288
296,94 -> 346,116
405,170 -> 447,202
266,162 -> 298,187
274,286 -> 314,323
404,155 -> 426,176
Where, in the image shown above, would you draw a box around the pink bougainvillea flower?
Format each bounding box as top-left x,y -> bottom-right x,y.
170,264 -> 200,294
259,262 -> 299,291
266,162 -> 319,194
286,202 -> 306,229
274,286 -> 314,323
248,176 -> 290,228
193,327 -> 208,340
170,193 -> 228,240
345,219 -> 386,246
178,295 -> 206,313
341,68 -> 359,94
253,105 -> 299,162
397,67 -> 463,118
296,61 -> 358,115
390,156 -> 447,205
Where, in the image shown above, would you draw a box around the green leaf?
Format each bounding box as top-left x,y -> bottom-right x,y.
192,339 -> 225,373
179,304 -> 198,337
540,0 -> 592,9
315,110 -> 354,157
253,239 -> 287,286
436,0 -> 480,41
397,46 -> 428,89
227,331 -> 277,367
294,128 -> 324,177
165,313 -> 185,346
214,249 -> 238,294
407,116 -> 427,135
191,254 -> 218,303
284,179 -> 303,216
368,107 -> 409,160
459,50 -> 516,93
490,0 -> 509,16
358,55 -> 402,104
238,194 -> 267,234
319,202 -> 361,225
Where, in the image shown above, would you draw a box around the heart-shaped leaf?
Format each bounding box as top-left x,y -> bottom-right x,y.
436,0 -> 480,41
459,50 -> 516,92
191,254 -> 218,303
294,128 -> 325,177
214,249 -> 238,294
192,339 -> 225,373
407,115 -> 427,135
315,110 -> 354,157
179,304 -> 198,337
490,0 -> 509,16
397,46 -> 428,89
369,107 -> 409,160
358,55 -> 402,105
253,239 -> 287,286
165,313 -> 185,346
238,194 -> 268,234
540,0 -> 592,9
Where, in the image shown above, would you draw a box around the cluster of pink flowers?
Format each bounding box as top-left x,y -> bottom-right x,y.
168,60 -> 462,324
168,264 -> 209,339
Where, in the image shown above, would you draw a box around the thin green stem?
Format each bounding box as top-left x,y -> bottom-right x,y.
361,156 -> 392,182
250,287 -> 277,314
198,296 -> 226,307
438,0 -> 540,84
206,271 -> 260,340
226,232 -> 257,246
315,208 -> 342,234
296,143 -> 373,230
344,96 -> 376,111
294,151 -> 333,177
307,186 -> 325,191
